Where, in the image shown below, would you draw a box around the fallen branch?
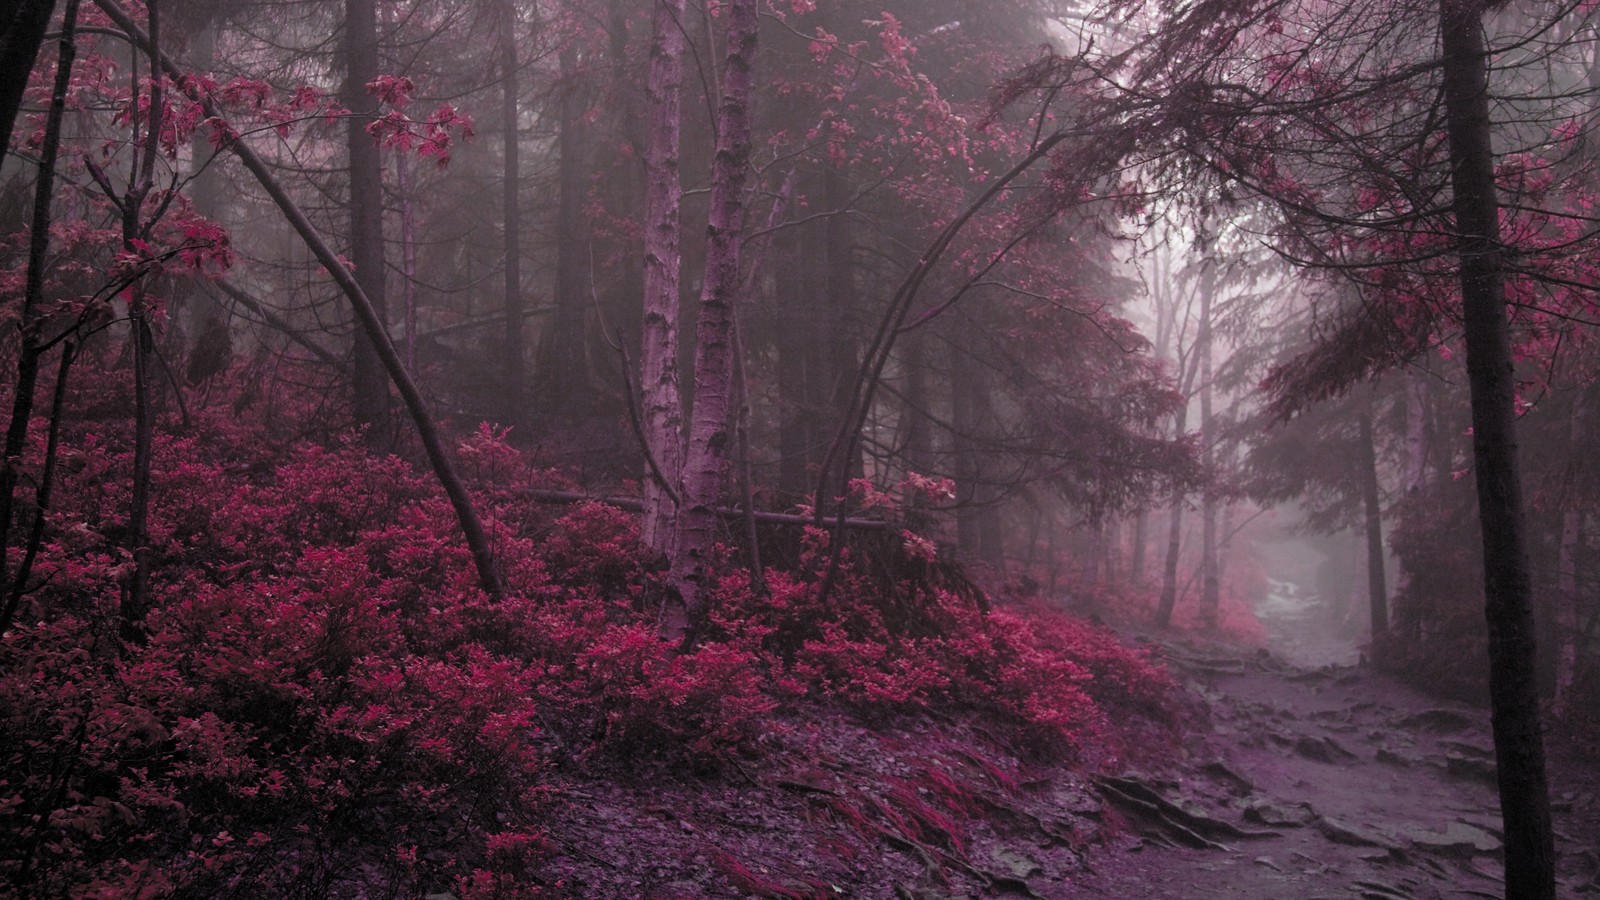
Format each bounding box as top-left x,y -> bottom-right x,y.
95,0 -> 504,600
522,489 -> 890,530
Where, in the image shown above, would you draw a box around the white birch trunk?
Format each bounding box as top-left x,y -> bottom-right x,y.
640,0 -> 686,553
665,0 -> 760,641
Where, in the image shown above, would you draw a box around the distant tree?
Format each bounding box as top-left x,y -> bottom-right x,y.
1045,0 -> 1582,888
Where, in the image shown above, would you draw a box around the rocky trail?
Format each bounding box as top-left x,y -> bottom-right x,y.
1065,573 -> 1600,900
539,581 -> 1600,898
1071,643 -> 1600,898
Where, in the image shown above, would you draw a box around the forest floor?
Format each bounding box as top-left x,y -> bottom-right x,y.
537,586 -> 1600,899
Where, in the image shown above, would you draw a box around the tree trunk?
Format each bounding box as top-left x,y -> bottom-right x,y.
1197,247 -> 1220,630
2,343 -> 73,632
1438,0 -> 1555,893
639,0 -> 686,554
539,45 -> 597,420
1130,511 -> 1148,583
1553,505 -> 1581,719
1358,401 -> 1389,647
344,0 -> 388,439
122,314 -> 154,644
1155,403 -> 1189,629
775,180 -> 826,497
1394,371 -> 1431,640
0,0 -> 77,633
497,12 -> 528,417
666,0 -> 759,642
951,342 -> 985,563
119,0 -> 162,646
1552,383 -> 1592,718
179,15 -> 231,385
824,170 -> 861,482
0,0 -> 56,170
396,153 -> 419,373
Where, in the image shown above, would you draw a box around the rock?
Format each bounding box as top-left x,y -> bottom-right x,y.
1316,816 -> 1396,849
1444,752 -> 1497,785
988,848 -> 1044,880
1294,735 -> 1358,764
1253,856 -> 1282,872
1395,709 -> 1476,733
1243,798 -> 1317,827
1350,879 -> 1412,899
1441,738 -> 1494,759
1374,747 -> 1414,767
1395,820 -> 1501,856
1202,760 -> 1254,795
1050,785 -> 1102,816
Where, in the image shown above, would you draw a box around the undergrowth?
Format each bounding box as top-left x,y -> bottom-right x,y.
0,395 -> 1177,897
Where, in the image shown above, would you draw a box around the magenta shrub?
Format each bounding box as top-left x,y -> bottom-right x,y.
0,408 -> 1173,894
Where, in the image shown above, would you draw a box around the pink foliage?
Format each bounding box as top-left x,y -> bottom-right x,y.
0,382 -> 1174,893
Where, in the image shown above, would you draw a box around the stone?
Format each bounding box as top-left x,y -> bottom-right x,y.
1316,816 -> 1397,849
1243,798 -> 1317,827
989,848 -> 1044,880
1395,820 -> 1501,856
1444,752 -> 1497,785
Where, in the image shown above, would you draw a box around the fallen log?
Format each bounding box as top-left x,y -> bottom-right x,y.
523,489 -> 891,530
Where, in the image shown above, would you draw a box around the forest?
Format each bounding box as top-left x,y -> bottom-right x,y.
2,0 -> 1599,896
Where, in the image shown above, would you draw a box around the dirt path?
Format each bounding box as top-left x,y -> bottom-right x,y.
537,580 -> 1599,898
1061,582 -> 1600,899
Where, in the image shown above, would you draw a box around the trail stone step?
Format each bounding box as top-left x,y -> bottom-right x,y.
1393,821 -> 1501,856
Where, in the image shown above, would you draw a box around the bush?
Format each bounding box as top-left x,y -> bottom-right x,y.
0,401 -> 1175,894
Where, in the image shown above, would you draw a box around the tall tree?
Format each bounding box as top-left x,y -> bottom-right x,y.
665,0 -> 760,641
343,0 -> 388,437
639,0 -> 686,554
1438,0 -> 1554,891
536,43 -> 595,419
0,0 -> 56,166
499,0 -> 527,419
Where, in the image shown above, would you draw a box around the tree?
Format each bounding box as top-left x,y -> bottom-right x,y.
638,0 -> 686,556
91,0 -> 504,600
0,0 -> 56,166
1438,0 -> 1554,890
343,0 -> 388,438
666,0 -> 760,639
1053,0 -> 1573,888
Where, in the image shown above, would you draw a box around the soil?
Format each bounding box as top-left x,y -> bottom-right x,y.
536,582 -> 1600,898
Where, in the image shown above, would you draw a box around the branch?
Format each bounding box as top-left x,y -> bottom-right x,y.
93,0 -> 505,600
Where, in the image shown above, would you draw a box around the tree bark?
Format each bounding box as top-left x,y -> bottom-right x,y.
1394,371 -> 1431,640
499,10 -> 527,417
639,0 -> 686,554
179,15 -> 231,385
1553,505 -> 1581,718
396,154 -> 418,372
1358,400 -> 1389,646
1551,382 -> 1593,718
2,342 -> 73,633
344,0 -> 388,439
1130,511 -> 1148,583
1155,448 -> 1186,628
538,44 -> 593,419
0,0 -> 77,633
0,0 -> 56,171
118,0 -> 162,646
1197,247 -> 1220,630
1438,0 -> 1555,894
666,0 -> 759,642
